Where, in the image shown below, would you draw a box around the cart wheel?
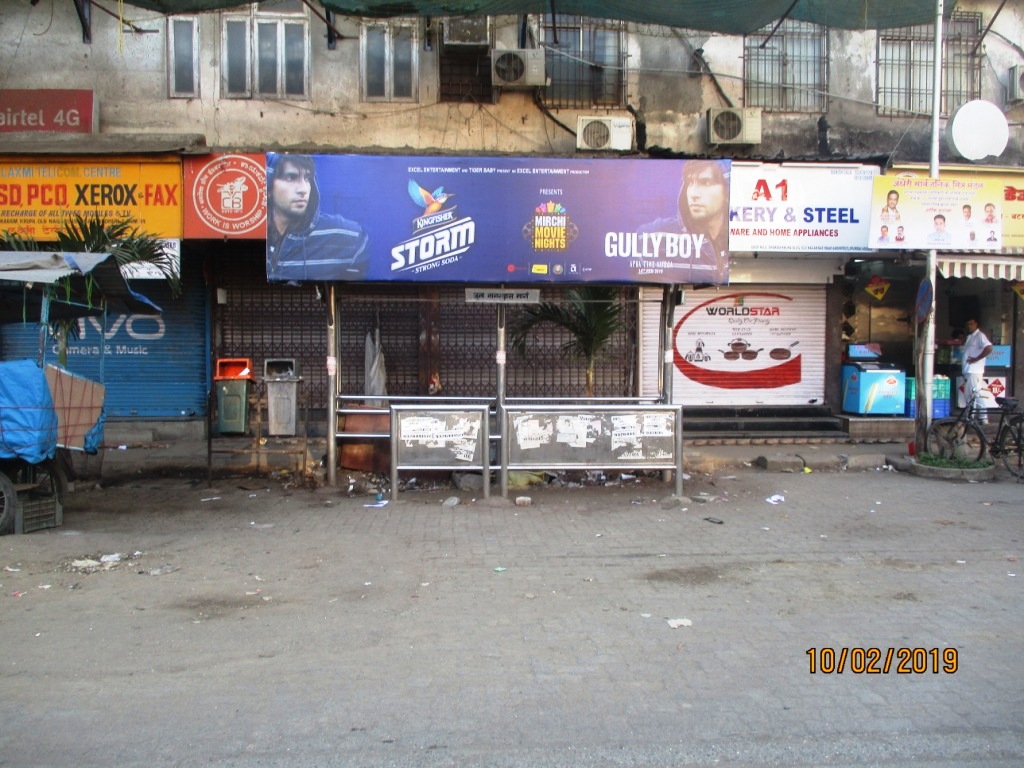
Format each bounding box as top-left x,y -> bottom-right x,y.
0,472 -> 17,535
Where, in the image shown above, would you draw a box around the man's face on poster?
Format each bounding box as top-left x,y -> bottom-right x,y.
273,160 -> 313,221
685,166 -> 726,224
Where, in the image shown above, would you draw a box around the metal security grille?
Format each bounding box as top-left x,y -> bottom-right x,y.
336,285 -> 421,395
335,286 -> 638,400
877,12 -> 981,117
744,20 -> 828,113
540,15 -> 626,109
438,287 -> 498,396
504,288 -> 637,398
213,248 -> 331,408
214,258 -> 640,409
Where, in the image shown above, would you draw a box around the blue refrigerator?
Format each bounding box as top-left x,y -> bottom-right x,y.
842,361 -> 906,415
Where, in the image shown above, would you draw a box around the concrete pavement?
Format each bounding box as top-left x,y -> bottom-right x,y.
85,434 -> 915,486
1,456 -> 1022,767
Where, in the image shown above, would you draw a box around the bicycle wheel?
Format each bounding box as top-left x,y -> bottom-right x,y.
925,419 -> 986,462
995,417 -> 1024,479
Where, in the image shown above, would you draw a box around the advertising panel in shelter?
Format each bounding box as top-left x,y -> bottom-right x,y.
728,164 -> 878,252
265,154 -> 731,285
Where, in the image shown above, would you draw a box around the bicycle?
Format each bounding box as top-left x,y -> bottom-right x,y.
925,387 -> 1024,479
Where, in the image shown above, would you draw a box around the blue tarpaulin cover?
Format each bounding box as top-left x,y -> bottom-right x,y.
0,359 -> 58,464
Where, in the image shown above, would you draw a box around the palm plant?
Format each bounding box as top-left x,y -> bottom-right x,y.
508,286 -> 624,398
1,213 -> 180,364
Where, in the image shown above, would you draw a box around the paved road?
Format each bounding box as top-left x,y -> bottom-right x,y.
1,465 -> 1022,767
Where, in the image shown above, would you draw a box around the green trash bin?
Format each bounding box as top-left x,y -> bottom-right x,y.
214,358 -> 254,435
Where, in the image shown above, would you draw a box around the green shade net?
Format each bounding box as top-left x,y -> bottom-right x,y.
122,0 -> 955,34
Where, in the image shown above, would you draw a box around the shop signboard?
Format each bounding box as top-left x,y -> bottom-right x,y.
892,165 -> 1024,252
869,174 -> 1004,251
184,154 -> 266,239
728,163 -> 878,252
955,375 -> 1008,410
0,158 -> 182,239
0,89 -> 96,134
265,154 -> 731,285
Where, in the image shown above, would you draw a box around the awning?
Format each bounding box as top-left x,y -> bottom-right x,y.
938,256 -> 1024,281
0,251 -> 162,324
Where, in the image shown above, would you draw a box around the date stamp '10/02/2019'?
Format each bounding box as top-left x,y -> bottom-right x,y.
807,647 -> 958,674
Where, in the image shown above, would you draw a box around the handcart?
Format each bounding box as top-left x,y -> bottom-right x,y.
0,251 -> 160,534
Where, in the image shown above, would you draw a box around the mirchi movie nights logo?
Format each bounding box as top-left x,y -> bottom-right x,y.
523,201 -> 579,252
390,179 -> 476,275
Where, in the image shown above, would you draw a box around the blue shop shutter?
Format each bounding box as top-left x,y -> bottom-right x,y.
0,265 -> 207,419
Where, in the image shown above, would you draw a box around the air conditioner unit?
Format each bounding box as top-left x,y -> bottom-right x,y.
491,48 -> 546,88
706,107 -> 762,145
443,16 -> 490,47
576,116 -> 634,151
1009,64 -> 1024,104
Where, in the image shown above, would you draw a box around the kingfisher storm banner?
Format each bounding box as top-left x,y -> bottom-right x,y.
265,154 -> 730,285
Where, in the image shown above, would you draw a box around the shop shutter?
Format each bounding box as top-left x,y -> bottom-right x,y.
640,285 -> 826,407
0,263 -> 207,419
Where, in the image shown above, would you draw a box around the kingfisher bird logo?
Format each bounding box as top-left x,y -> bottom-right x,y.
409,179 -> 454,214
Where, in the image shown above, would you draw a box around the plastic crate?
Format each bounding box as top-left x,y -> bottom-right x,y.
904,397 -> 951,419
905,377 -> 950,399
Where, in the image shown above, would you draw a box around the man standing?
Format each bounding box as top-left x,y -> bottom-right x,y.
267,153 -> 369,282
961,317 -> 993,424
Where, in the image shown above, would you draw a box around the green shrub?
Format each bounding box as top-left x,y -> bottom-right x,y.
916,453 -> 992,470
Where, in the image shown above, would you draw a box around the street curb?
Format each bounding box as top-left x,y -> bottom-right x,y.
908,460 -> 996,482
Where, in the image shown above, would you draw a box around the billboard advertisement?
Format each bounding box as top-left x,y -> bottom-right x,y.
265,154 -> 731,285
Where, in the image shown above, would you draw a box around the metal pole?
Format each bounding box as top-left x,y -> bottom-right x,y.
326,283 -> 338,486
496,303 -> 508,497
661,285 -> 682,491
919,0 -> 943,453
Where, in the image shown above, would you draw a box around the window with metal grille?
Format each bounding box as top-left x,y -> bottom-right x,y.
744,20 -> 827,113
361,19 -> 419,102
438,48 -> 492,103
540,15 -> 626,109
877,12 -> 981,117
168,16 -> 199,98
222,2 -> 309,99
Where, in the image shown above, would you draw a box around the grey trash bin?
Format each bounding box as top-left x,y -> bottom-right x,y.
264,359 -> 301,436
